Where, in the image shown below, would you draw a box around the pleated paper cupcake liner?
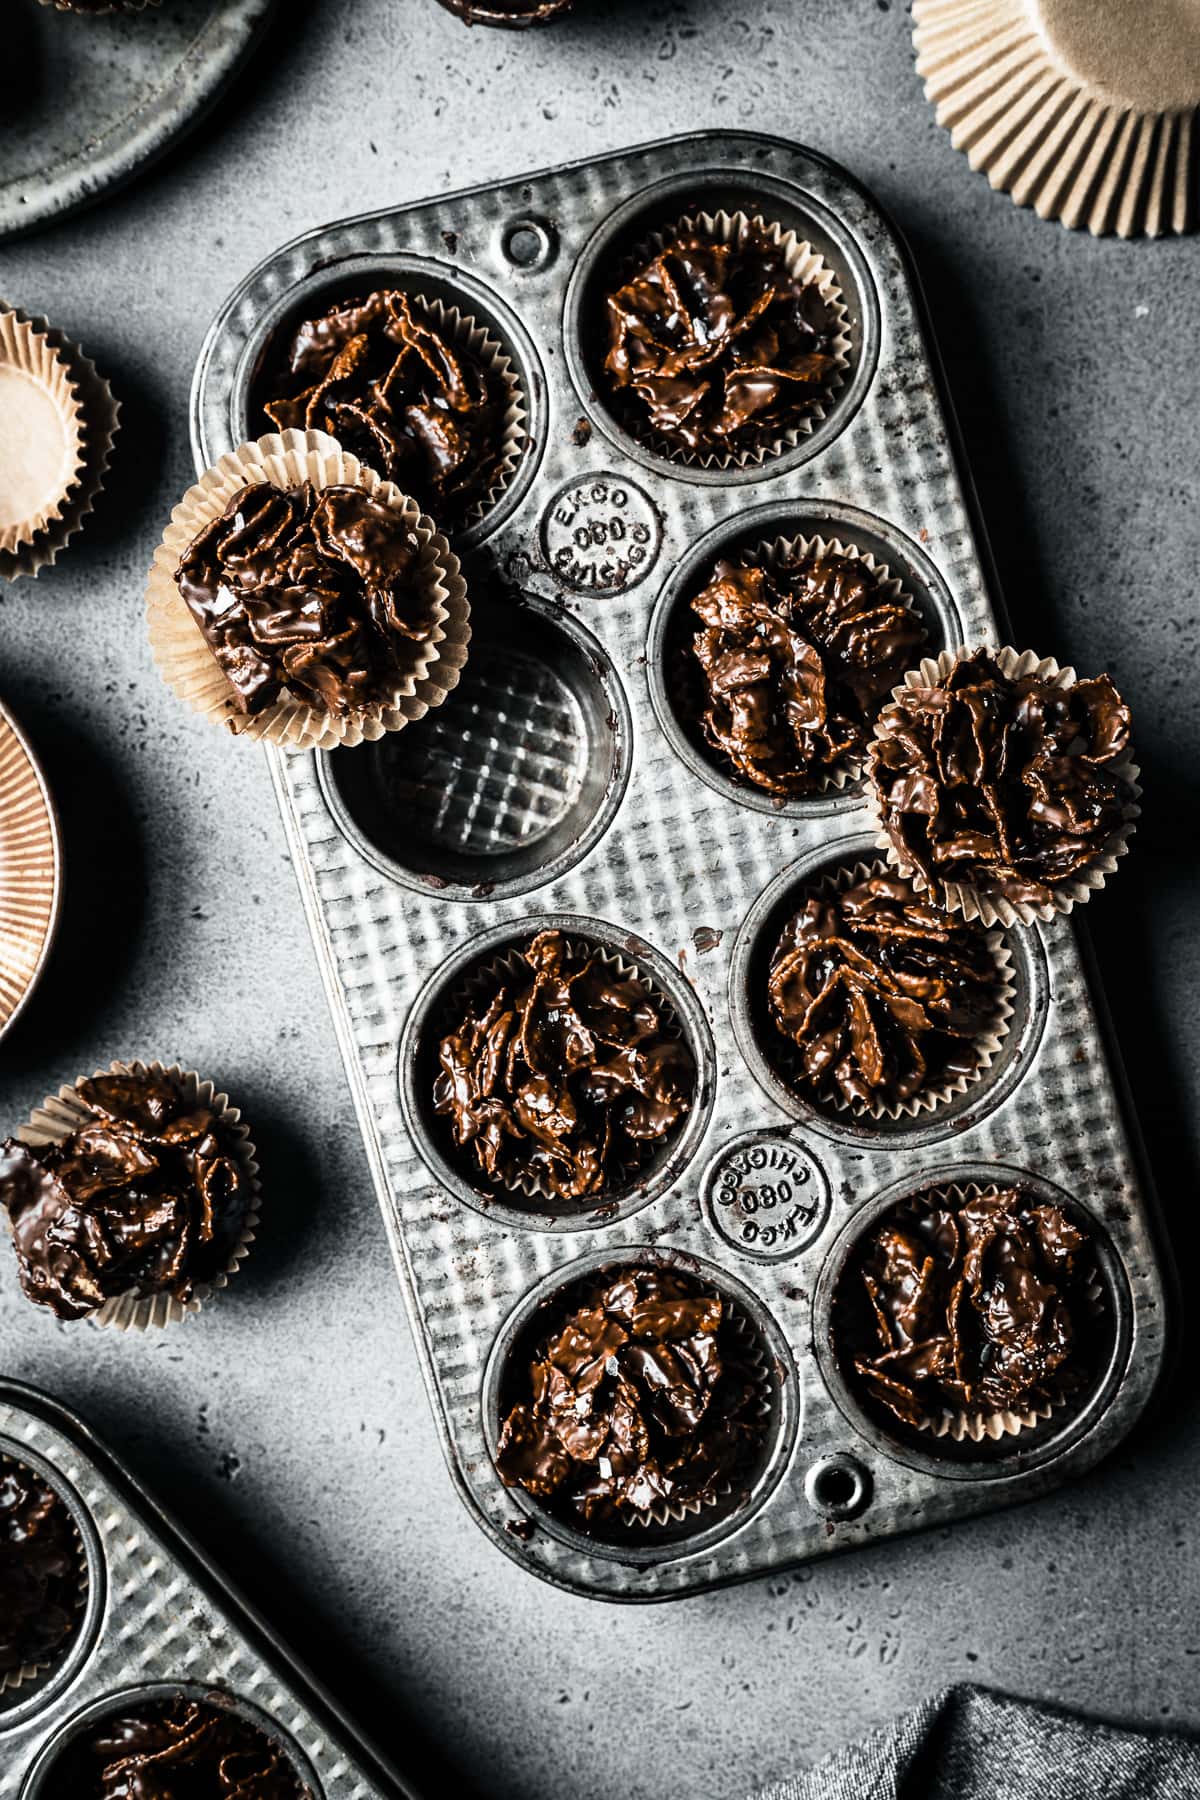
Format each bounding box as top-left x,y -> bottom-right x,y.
436,937 -> 694,1207
767,855 -> 1016,1124
913,0 -> 1197,236
0,312 -> 85,557
145,428 -> 470,752
864,645 -> 1140,929
15,1059 -> 261,1331
0,704 -> 61,1042
612,208 -> 851,471
0,1452 -> 89,1696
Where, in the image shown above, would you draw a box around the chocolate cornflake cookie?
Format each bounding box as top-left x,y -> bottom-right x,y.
844,1187 -> 1094,1432
0,1069 -> 251,1321
1,1459 -> 81,1679
174,481 -> 433,718
496,1264 -> 765,1528
434,0 -> 573,24
433,930 -> 694,1203
867,650 -> 1135,909
604,222 -> 840,457
263,289 -> 510,525
768,872 -> 1004,1111
45,1694 -> 310,1799
688,549 -> 927,794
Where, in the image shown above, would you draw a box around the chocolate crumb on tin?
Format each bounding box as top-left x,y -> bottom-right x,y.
687,547 -> 927,794
43,1694 -> 311,1799
867,649 -> 1135,909
433,929 -> 694,1201
767,871 -> 1004,1111
0,1069 -> 251,1322
496,1263 -> 766,1529
603,221 -> 840,458
0,1459 -> 81,1680
174,481 -> 433,719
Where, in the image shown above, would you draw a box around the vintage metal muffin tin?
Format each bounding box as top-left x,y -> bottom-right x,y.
190,132 -> 1170,1600
0,1380 -> 414,1796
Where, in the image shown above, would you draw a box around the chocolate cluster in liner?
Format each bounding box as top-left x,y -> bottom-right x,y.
434,0 -> 573,24
0,1069 -> 251,1321
846,1186 -> 1092,1431
868,651 -> 1134,908
45,1694 -> 310,1799
496,1264 -> 765,1528
434,930 -> 694,1203
263,290 -> 509,524
688,549 -> 927,794
1,1459 -> 80,1678
768,872 -> 1004,1110
175,481 -> 432,719
604,223 -> 840,456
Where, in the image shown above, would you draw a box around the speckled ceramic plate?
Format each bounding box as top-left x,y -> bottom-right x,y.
0,698 -> 61,1041
0,0 -> 279,239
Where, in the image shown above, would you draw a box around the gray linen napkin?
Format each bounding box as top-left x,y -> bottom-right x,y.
750,1685 -> 1200,1800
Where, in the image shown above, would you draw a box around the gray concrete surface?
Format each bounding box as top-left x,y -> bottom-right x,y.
1,2 -> 1199,1796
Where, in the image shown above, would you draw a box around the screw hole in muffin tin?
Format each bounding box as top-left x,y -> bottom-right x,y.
481,1247 -> 800,1563
316,588 -> 632,903
190,133 -> 1172,1602
397,915 -> 718,1231
812,1163 -> 1132,1480
500,215 -> 558,272
646,499 -> 964,820
804,1453 -> 872,1521
729,830 -> 1051,1147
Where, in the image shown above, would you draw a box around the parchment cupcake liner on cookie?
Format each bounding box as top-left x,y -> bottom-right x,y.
145,428 -> 470,752
864,645 -> 1141,929
0,313 -> 85,558
0,1452 -> 88,1696
766,855 -> 1016,1124
611,209 -> 851,471
13,1059 -> 260,1332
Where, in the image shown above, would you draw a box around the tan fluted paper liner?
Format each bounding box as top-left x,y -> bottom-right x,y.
0,705 -> 60,1042
14,1059 -> 261,1331
864,645 -> 1140,929
0,306 -> 121,584
0,1454 -> 88,1695
913,0 -> 1198,236
614,209 -> 851,470
146,429 -> 470,752
0,314 -> 84,556
438,938 -> 693,1207
768,856 -> 1015,1124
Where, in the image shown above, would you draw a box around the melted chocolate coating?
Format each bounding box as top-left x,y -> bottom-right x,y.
0,1460 -> 80,1676
433,930 -> 694,1202
0,1069 -> 250,1321
604,225 -> 839,456
434,0 -> 574,28
846,1186 -> 1091,1430
262,289 -> 508,525
46,1695 -> 309,1799
688,550 -> 927,794
175,481 -> 431,718
768,873 -> 1004,1109
867,650 -> 1134,908
496,1265 -> 764,1527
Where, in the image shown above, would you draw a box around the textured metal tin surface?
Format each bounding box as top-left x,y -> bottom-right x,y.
189,133 -> 1170,1602
0,1381 -> 415,1796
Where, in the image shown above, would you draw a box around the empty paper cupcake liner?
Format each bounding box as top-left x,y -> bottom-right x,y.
842,1182 -> 1107,1446
612,209 -> 851,471
864,645 -> 1141,929
0,1453 -> 88,1697
0,703 -> 61,1042
145,428 -> 470,752
436,936 -> 695,1208
13,1059 -> 261,1332
766,855 -> 1016,1124
0,312 -> 85,559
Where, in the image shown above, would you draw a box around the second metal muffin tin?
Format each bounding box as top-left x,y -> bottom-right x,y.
190,132 -> 1170,1600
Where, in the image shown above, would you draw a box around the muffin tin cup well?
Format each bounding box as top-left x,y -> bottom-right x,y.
730,831 -> 1049,1148
813,1163 -> 1132,1479
481,1247 -> 800,1563
12,1059 -> 261,1332
865,646 -> 1142,929
316,590 -> 632,903
0,1443 -> 101,1717
399,917 -> 717,1232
